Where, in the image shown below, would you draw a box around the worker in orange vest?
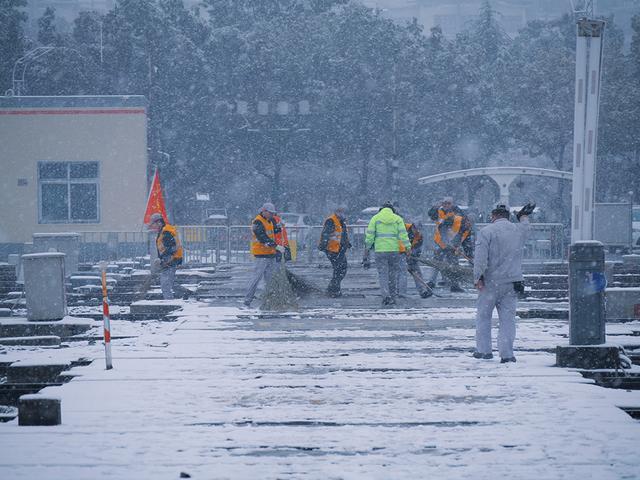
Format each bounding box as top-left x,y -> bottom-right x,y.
318,205 -> 351,297
428,207 -> 470,293
244,202 -> 285,307
148,212 -> 183,299
428,196 -> 474,260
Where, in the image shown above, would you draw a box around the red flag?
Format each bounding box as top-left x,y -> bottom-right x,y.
143,168 -> 168,224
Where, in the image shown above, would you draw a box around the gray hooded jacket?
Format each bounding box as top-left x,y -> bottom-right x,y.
473,217 -> 530,286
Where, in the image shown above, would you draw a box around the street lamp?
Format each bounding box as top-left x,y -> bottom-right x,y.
5,47 -> 84,96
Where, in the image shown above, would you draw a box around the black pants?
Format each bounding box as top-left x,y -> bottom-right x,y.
462,236 -> 474,260
326,251 -> 348,294
432,248 -> 460,289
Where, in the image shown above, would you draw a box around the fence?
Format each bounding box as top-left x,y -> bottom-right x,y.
77,223 -> 566,264
78,231 -> 148,264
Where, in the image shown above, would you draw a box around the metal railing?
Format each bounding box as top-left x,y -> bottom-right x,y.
78,231 -> 148,264
76,223 -> 566,264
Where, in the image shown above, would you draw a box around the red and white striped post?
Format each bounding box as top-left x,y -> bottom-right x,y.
100,262 -> 113,370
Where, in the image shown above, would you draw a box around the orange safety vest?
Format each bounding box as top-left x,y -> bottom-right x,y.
434,214 -> 469,249
251,214 -> 276,256
399,222 -> 422,253
272,215 -> 289,247
323,214 -> 344,253
156,224 -> 183,262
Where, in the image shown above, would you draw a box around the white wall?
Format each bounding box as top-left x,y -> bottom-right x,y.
0,96 -> 148,244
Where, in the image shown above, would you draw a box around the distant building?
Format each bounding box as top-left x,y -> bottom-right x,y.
0,95 -> 148,256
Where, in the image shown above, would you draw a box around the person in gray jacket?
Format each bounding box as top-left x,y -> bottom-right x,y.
473,203 -> 535,363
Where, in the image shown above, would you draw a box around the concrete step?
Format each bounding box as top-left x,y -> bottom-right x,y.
0,317 -> 94,338
7,362 -> 70,383
517,308 -> 569,319
581,371 -> 640,390
0,336 -> 61,346
129,300 -> 183,321
0,405 -> 18,423
525,290 -> 569,299
0,382 -> 64,407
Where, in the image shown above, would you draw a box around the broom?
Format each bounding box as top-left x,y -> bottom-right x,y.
417,257 -> 474,284
135,260 -> 159,300
260,262 -> 299,311
285,269 -> 320,296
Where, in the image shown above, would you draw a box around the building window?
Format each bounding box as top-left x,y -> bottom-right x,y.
38,161 -> 99,223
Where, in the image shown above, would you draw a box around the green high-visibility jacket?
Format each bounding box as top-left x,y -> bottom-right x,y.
365,208 -> 411,253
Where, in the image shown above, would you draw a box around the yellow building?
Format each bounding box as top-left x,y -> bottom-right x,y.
0,95 -> 148,256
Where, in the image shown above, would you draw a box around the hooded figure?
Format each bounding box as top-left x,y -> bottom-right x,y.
363,205 -> 411,305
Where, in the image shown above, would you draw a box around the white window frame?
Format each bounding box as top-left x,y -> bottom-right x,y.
38,161 -> 100,224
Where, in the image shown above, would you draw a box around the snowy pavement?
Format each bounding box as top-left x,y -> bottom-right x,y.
1,303 -> 639,479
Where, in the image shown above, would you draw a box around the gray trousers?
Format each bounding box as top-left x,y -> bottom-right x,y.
160,265 -> 177,300
475,282 -> 518,358
397,254 -> 408,295
375,252 -> 400,299
245,256 -> 276,302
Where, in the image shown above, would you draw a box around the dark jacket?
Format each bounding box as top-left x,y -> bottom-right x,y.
319,215 -> 350,254
407,224 -> 423,256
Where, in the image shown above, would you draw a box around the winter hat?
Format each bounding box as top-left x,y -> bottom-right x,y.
491,203 -> 510,217
149,213 -> 165,224
261,202 -> 276,213
380,201 -> 396,213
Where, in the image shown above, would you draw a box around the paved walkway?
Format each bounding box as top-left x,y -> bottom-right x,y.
1,301 -> 639,479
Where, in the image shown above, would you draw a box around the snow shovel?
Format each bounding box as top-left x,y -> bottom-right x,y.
261,262 -> 298,311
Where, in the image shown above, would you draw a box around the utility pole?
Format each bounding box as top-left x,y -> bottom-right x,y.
390,62 -> 399,204
570,13 -> 605,243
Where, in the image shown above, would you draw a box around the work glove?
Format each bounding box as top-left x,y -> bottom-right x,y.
517,202 -> 536,221
275,245 -> 286,253
513,281 -> 525,297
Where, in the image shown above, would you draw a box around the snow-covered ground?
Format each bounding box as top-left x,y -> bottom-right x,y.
1,303 -> 639,479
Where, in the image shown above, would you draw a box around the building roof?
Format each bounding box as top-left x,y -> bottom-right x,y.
0,95 -> 147,109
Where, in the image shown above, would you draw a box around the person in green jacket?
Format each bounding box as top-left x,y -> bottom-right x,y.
363,202 -> 411,305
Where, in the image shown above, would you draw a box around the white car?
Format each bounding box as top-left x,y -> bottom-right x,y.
355,206 -> 380,225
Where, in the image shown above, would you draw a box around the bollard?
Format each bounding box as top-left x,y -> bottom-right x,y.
19,394 -> 61,426
22,252 -> 67,321
100,262 -> 113,370
569,241 -> 606,345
